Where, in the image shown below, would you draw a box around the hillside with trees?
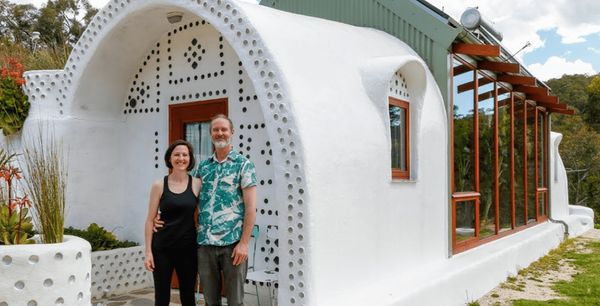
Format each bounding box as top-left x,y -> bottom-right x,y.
548,74 -> 600,222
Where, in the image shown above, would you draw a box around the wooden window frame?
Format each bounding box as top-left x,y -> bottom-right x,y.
450,56 -> 551,254
389,97 -> 410,180
168,98 -> 228,143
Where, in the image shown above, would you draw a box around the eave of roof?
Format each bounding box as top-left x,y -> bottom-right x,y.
450,23 -> 575,115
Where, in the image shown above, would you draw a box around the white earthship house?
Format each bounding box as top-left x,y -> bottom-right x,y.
4,0 -> 593,305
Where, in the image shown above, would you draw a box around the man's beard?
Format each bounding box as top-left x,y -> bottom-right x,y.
213,138 -> 231,149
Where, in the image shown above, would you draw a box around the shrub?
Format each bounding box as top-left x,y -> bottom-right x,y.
64,223 -> 138,251
0,57 -> 29,136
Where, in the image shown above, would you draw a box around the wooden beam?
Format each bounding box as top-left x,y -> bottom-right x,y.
497,74 -> 536,86
457,77 -> 494,93
478,61 -> 520,73
478,87 -> 510,102
452,43 -> 501,57
453,64 -> 473,76
528,94 -> 559,104
536,101 -> 567,109
549,108 -> 575,115
498,97 -> 511,108
513,85 -> 548,96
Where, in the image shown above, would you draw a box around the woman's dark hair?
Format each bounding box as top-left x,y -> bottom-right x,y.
164,139 -> 195,171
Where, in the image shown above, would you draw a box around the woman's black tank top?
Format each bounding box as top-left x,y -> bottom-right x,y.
152,175 -> 197,249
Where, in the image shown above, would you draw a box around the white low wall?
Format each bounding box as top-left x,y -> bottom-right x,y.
331,221 -> 568,306
565,205 -> 595,236
0,235 -> 91,306
91,245 -> 152,299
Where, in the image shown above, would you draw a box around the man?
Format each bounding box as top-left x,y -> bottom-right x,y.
192,114 -> 257,306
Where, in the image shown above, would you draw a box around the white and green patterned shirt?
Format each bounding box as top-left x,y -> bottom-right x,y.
192,150 -> 257,246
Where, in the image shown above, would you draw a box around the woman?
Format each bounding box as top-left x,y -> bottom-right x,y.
144,140 -> 201,306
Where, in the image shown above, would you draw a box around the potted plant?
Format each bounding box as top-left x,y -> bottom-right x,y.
0,131 -> 92,305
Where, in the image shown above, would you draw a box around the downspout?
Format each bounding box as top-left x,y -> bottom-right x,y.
548,217 -> 569,241
546,113 -> 569,241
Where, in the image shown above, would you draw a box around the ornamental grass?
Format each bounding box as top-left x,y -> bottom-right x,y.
23,129 -> 67,244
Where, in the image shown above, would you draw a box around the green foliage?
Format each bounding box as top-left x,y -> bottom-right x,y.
36,0 -> 98,51
0,203 -> 34,244
64,223 -> 138,251
0,147 -> 34,244
0,0 -> 100,71
547,74 -> 593,115
586,76 -> 600,132
513,240 -> 600,305
550,74 -> 600,223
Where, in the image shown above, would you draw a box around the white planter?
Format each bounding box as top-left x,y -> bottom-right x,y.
91,245 -> 152,299
0,235 -> 92,306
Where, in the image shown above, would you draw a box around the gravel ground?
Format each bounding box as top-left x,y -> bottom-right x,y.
477,228 -> 600,306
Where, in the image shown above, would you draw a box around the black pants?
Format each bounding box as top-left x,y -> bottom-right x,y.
152,245 -> 198,306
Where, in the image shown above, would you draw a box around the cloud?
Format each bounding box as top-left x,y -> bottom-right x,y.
426,0 -> 600,56
527,56 -> 596,81
589,47 -> 600,55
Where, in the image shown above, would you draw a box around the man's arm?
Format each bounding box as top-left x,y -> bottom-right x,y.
231,185 -> 257,266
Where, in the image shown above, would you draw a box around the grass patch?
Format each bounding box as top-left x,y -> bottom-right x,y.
518,239 -> 575,278
513,239 -> 600,306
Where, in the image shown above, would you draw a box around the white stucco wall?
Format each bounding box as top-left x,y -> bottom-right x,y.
549,132 -> 594,236
9,1 -> 593,305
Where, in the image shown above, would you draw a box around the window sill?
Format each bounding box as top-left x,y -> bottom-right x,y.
391,179 -> 417,184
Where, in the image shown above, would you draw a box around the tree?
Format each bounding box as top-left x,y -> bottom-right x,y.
586,76 -> 600,132
35,0 -> 97,52
0,1 -> 39,48
547,74 -> 593,113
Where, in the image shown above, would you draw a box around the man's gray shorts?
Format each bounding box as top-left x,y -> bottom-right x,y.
197,244 -> 248,306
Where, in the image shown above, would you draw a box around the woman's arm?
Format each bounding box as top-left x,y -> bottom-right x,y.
144,179 -> 163,272
192,176 -> 202,197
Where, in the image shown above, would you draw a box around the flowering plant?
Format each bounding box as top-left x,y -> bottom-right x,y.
0,150 -> 34,244
0,57 -> 30,136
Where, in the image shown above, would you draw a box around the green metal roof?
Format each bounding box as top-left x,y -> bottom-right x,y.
260,0 -> 462,102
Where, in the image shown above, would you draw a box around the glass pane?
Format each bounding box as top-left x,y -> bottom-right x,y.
453,59 -> 476,192
478,76 -> 495,238
514,100 -> 525,226
390,105 -> 406,171
185,122 -> 212,162
498,92 -> 512,232
538,191 -> 547,216
527,104 -> 536,223
537,111 -> 545,187
456,200 -> 476,242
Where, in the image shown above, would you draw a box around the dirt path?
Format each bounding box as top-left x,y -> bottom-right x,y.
477,228 -> 600,306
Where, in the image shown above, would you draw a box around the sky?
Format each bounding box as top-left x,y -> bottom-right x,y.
12,0 -> 600,81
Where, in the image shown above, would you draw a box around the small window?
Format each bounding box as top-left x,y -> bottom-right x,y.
389,97 -> 410,179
